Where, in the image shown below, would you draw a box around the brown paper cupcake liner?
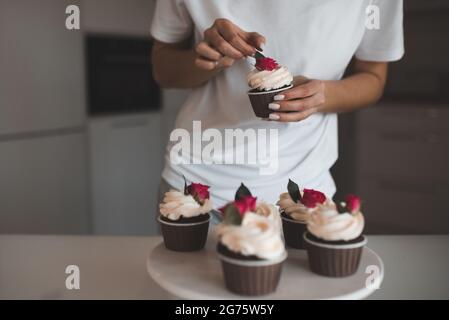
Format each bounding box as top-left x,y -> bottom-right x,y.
304,232 -> 367,277
217,251 -> 287,296
158,215 -> 210,252
247,85 -> 293,118
281,215 -> 307,249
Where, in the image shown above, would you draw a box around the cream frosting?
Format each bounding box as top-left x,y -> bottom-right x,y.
247,66 -> 293,91
159,190 -> 213,221
307,202 -> 365,241
255,201 -> 282,231
216,211 -> 286,260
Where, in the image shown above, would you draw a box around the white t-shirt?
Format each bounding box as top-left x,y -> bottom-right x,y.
151,0 -> 404,207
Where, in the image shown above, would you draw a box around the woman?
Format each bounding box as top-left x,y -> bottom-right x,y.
151,0 -> 403,207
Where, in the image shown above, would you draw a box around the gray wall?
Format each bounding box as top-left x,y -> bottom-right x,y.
0,0 -> 188,235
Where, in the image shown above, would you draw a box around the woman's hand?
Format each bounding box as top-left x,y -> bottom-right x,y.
267,76 -> 326,122
195,18 -> 265,71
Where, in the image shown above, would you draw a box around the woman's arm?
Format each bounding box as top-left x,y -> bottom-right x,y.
151,39 -> 221,89
267,59 -> 388,122
152,19 -> 265,89
324,59 -> 387,113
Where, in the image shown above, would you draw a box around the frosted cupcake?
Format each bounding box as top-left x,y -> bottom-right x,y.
303,194 -> 367,277
158,178 -> 213,252
216,184 -> 286,296
278,179 -> 328,249
247,52 -> 293,118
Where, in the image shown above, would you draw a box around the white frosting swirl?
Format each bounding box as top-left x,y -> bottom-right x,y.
247,66 -> 293,91
159,190 -> 212,221
307,203 -> 365,241
255,201 -> 282,232
217,211 -> 285,260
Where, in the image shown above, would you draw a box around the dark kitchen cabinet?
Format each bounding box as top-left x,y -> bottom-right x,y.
354,104 -> 449,234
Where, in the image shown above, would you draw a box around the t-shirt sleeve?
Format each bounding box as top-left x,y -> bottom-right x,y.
151,0 -> 193,43
355,0 -> 404,62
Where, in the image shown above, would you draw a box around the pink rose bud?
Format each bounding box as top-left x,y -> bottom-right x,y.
255,57 -> 278,71
187,183 -> 210,205
301,189 -> 326,208
234,196 -> 257,216
345,194 -> 361,213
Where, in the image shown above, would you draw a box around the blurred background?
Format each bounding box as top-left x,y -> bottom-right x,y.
0,0 -> 448,236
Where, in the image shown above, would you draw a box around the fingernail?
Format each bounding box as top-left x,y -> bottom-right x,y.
259,43 -> 265,51
269,113 -> 280,120
273,95 -> 285,101
268,103 -> 280,110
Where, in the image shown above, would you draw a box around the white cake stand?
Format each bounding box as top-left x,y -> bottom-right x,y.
147,235 -> 384,300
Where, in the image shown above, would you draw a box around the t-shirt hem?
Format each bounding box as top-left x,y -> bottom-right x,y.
150,27 -> 190,44
355,47 -> 405,62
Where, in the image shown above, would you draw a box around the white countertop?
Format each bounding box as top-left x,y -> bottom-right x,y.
0,235 -> 448,299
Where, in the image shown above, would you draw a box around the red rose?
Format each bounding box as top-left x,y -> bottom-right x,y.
218,196 -> 257,217
301,189 -> 326,208
255,57 -> 278,71
186,182 -> 210,205
345,194 -> 361,213
234,196 -> 257,216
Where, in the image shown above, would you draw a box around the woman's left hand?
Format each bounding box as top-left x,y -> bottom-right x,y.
267,76 -> 326,122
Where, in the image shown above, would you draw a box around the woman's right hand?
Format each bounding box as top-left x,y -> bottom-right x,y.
195,19 -> 266,71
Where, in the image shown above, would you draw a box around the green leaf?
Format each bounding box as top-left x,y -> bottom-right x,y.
223,204 -> 242,225
235,183 -> 252,201
183,175 -> 189,195
254,51 -> 265,60
287,179 -> 301,203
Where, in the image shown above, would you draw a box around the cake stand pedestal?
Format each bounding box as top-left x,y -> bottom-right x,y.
147,236 -> 383,300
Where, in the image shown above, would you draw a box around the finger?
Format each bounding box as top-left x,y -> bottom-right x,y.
218,28 -> 256,56
274,80 -> 324,101
195,57 -> 218,71
244,32 -> 266,51
269,107 -> 318,122
216,56 -> 235,68
195,41 -> 222,61
230,34 -> 256,56
204,28 -> 243,59
269,94 -> 324,112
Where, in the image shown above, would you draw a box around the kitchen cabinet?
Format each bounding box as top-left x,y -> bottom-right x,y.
0,0 -> 88,234
88,113 -> 163,235
0,0 -> 85,135
0,132 -> 90,234
354,104 -> 449,234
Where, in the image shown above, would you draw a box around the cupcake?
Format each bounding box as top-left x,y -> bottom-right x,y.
277,179 -> 328,249
216,184 -> 286,296
247,52 -> 293,118
158,177 -> 213,252
304,194 -> 367,277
